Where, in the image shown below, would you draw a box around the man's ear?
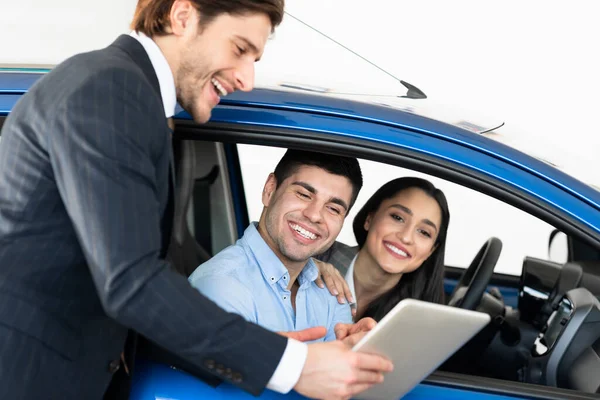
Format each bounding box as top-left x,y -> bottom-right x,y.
169,0 -> 198,36
262,173 -> 277,207
363,213 -> 373,231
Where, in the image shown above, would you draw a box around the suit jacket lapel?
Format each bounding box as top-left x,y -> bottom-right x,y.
161,127 -> 176,259
110,35 -> 163,103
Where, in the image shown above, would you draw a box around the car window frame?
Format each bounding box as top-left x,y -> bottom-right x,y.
175,120 -> 600,252
175,120 -> 600,399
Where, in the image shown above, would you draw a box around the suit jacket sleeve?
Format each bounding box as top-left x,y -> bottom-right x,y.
47,67 -> 287,395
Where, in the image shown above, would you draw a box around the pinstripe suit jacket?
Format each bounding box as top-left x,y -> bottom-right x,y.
0,35 -> 286,399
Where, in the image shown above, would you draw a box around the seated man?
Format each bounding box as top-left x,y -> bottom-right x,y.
189,149 -> 363,341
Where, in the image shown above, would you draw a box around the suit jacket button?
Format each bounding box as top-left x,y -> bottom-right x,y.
232,372 -> 243,383
215,364 -> 225,374
108,360 -> 120,374
204,359 -> 216,370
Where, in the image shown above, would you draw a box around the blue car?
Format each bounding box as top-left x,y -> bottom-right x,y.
1,68 -> 599,400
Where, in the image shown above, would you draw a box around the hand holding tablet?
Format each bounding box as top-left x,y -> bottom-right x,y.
351,299 -> 491,400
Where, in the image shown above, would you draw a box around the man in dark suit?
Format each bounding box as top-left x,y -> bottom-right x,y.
0,0 -> 392,399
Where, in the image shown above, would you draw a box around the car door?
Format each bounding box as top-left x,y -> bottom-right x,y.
128,112 -> 600,398
212,108 -> 600,399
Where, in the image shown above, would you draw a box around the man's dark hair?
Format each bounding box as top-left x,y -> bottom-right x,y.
273,149 -> 363,211
131,0 -> 285,36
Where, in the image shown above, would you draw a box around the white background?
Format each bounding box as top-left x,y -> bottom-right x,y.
3,0 -> 595,274
3,0 -> 598,186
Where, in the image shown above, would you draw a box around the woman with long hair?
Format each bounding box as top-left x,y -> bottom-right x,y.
317,177 -> 450,321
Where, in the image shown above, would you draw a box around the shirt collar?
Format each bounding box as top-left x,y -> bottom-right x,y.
298,260 -> 319,287
129,31 -> 177,118
345,254 -> 358,309
243,223 -> 318,287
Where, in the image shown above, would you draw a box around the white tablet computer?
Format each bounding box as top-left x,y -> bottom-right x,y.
352,298 -> 491,400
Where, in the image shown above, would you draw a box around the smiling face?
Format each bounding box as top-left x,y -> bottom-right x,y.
258,166 -> 354,266
362,187 -> 442,276
164,1 -> 272,123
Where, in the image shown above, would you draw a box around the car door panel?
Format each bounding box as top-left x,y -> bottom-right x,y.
129,360 -> 530,400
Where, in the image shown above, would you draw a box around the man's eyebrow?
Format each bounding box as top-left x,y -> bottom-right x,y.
329,197 -> 349,212
291,181 -> 349,212
390,204 -> 438,232
234,35 -> 262,61
292,181 -> 316,194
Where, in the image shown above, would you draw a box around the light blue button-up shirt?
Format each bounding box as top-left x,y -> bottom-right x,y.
189,223 -> 352,342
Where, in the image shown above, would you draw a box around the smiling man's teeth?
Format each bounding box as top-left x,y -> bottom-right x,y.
290,223 -> 317,240
385,243 -> 408,257
211,78 -> 228,96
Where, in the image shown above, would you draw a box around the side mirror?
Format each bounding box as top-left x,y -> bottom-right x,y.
548,229 -> 568,264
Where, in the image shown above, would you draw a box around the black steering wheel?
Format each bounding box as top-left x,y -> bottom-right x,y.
448,237 -> 503,310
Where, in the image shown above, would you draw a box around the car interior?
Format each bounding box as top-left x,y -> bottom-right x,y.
132,126 -> 600,399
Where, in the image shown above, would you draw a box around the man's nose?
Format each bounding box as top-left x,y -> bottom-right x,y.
303,201 -> 323,224
234,61 -> 255,92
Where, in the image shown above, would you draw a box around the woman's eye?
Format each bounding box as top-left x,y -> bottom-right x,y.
418,229 -> 432,238
391,213 -> 404,222
236,45 -> 246,55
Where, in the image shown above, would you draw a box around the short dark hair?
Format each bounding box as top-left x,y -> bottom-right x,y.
273,149 -> 363,211
131,0 -> 285,36
353,177 -> 450,321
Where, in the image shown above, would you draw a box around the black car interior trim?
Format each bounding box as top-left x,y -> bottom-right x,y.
426,370 -> 600,399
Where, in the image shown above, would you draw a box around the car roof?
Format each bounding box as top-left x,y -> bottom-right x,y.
1,69 -> 599,211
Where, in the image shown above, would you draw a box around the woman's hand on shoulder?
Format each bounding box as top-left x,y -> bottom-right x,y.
313,258 -> 355,315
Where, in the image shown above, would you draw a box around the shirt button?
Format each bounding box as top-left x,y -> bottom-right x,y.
216,364 -> 226,374
283,276 -> 287,280
232,372 -> 243,383
270,277 -> 275,281
283,296 -> 287,300
204,359 -> 216,370
108,360 -> 120,374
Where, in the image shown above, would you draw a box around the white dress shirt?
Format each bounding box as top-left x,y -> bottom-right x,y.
129,30 -> 307,394
345,255 -> 359,311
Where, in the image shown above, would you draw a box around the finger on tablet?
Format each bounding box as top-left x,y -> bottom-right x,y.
353,352 -> 394,372
353,370 -> 385,385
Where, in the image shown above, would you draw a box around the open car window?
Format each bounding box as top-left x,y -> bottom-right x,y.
237,144 -> 560,277
171,137 -> 599,397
